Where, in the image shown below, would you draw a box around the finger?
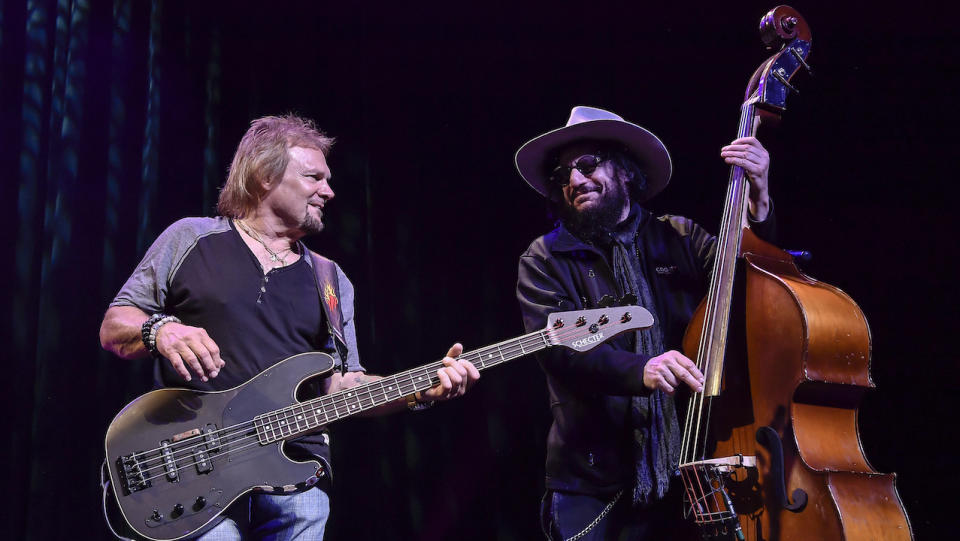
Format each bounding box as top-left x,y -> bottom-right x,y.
657,376 -> 676,395
660,366 -> 679,389
446,342 -> 463,358
188,338 -> 219,379
175,344 -> 208,382
167,353 -> 192,382
200,333 -> 225,370
728,136 -> 760,146
461,359 -> 480,388
682,360 -> 705,383
442,365 -> 464,388
447,357 -> 468,379
436,369 -> 453,396
676,368 -> 704,392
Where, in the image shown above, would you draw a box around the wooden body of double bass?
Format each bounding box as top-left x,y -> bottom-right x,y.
682,229 -> 913,540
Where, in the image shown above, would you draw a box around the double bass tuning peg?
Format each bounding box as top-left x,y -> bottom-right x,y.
788,47 -> 813,75
772,68 -> 801,96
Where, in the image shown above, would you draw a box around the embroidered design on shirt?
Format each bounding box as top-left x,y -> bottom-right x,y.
655,265 -> 678,275
323,283 -> 339,313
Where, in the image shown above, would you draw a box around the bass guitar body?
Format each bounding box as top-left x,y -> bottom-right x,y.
682,230 -> 913,540
105,352 -> 335,541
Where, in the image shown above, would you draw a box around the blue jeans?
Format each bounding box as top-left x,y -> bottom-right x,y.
197,487 -> 330,541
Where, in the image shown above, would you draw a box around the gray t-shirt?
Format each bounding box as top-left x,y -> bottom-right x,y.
111,216 -> 363,462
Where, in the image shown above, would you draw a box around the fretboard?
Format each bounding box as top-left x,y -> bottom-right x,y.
253,329 -> 550,444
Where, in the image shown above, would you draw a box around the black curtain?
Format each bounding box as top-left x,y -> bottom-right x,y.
2,1 -> 956,539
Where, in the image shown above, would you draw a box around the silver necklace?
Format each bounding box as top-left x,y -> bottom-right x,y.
236,219 -> 294,266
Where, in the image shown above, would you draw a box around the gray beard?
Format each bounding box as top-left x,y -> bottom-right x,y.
300,208 -> 325,235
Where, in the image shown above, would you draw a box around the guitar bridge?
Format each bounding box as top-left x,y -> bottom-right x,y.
116,453 -> 151,494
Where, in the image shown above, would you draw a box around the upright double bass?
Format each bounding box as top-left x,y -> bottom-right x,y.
679,6 -> 913,540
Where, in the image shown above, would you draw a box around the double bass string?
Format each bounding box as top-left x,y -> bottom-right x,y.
681,101 -> 756,466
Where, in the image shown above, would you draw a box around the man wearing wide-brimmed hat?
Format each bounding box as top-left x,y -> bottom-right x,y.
515,106 -> 775,540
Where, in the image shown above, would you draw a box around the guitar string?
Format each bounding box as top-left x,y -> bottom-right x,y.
127,325 -> 601,484
126,324 -> 590,481
124,320 -> 628,483
127,328 -> 553,468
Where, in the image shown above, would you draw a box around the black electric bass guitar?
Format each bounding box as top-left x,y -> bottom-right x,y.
105,305 -> 652,540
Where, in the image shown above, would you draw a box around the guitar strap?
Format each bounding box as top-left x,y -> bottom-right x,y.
308,251 -> 349,375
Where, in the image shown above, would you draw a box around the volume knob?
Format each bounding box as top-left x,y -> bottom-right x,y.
194,496 -> 207,510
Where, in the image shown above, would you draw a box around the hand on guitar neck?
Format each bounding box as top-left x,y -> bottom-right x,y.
326,342 -> 480,415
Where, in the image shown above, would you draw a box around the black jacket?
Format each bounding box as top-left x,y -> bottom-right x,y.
516,205 -> 775,496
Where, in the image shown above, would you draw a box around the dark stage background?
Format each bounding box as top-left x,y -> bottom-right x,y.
2,1 -> 956,539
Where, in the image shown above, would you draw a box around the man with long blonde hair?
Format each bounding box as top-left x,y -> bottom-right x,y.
101,114 -> 479,539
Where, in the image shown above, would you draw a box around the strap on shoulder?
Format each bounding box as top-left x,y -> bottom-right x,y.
308,251 -> 349,375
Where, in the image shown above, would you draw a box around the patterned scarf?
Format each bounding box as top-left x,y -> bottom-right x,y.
605,207 -> 681,505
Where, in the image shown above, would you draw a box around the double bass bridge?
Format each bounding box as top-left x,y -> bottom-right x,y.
679,456 -> 757,539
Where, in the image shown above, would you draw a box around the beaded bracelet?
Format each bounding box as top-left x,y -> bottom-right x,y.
141,313 -> 181,355
140,313 -> 167,351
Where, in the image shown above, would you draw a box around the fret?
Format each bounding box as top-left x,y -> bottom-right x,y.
362,384 -> 377,409
345,390 -> 360,415
412,370 -> 430,390
380,379 -> 403,401
292,405 -> 305,433
329,397 -> 343,421
271,412 -> 281,438
518,340 -> 526,354
267,413 -> 279,442
315,399 -> 330,424
373,380 -> 386,408
496,344 -> 505,364
254,417 -> 266,444
311,403 -> 321,428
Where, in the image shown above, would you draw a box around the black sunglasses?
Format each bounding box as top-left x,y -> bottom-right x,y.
549,154 -> 607,187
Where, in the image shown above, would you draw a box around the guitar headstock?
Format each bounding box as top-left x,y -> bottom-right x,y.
545,306 -> 654,353
746,5 -> 812,115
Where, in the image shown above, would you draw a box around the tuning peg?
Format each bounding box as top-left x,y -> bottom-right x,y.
598,314 -> 609,325
772,68 -> 800,95
620,294 -> 637,306
788,47 -> 813,75
597,295 -> 616,308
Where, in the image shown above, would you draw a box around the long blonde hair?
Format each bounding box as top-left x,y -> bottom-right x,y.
217,115 -> 334,218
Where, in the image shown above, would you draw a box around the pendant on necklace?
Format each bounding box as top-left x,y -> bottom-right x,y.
270,254 -> 278,261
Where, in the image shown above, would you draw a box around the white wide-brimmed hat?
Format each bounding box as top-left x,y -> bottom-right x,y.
515,106 -> 672,201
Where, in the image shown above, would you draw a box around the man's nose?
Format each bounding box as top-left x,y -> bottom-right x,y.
568,168 -> 590,188
317,181 -> 335,201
